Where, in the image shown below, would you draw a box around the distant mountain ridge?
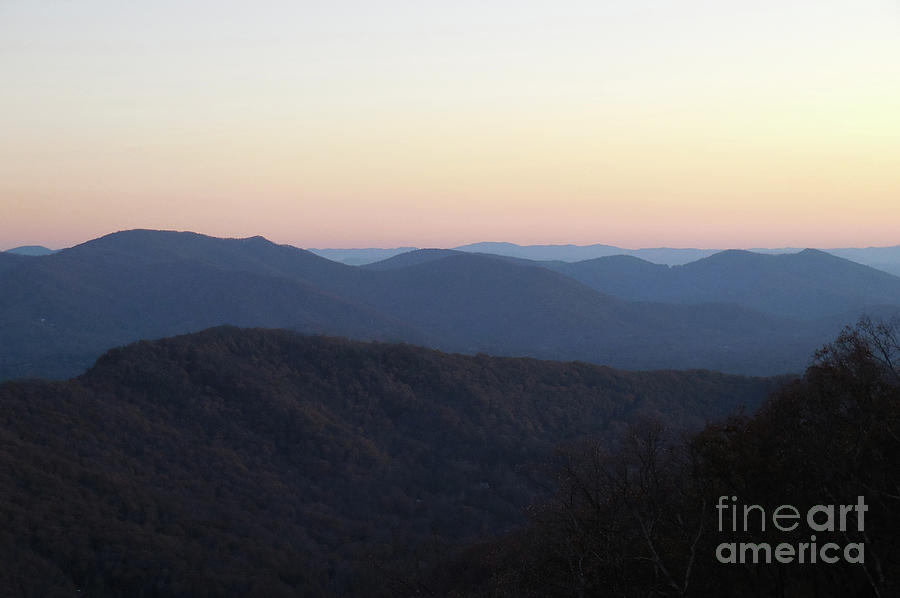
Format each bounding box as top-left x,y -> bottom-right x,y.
3,245 -> 57,256
9,238 -> 900,272
308,241 -> 900,272
359,246 -> 900,320
0,230 -> 423,381
548,248 -> 900,320
308,247 -> 417,265
454,242 -> 900,271
454,241 -> 719,265
2,229 -> 897,381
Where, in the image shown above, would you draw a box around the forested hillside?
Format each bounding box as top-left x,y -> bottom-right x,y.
0,327 -> 777,597
431,318 -> 900,597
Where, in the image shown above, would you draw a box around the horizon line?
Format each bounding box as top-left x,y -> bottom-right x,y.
3,228 -> 900,253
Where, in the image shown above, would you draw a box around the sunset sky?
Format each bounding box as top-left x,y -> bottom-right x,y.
2,1 -> 898,250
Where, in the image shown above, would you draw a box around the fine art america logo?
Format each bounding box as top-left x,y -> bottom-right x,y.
716,496 -> 867,564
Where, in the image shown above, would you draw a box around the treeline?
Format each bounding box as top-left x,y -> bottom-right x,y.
433,317 -> 900,597
0,328 -> 775,597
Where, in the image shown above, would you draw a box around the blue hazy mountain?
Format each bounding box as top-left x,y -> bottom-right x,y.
0,230 -> 424,381
453,242 -> 719,265
330,241 -> 900,275
366,247 -> 900,320
3,245 -> 57,256
360,248 -> 568,272
302,241 -> 900,282
308,246 -> 417,265
826,245 -> 900,277
1,229 -> 892,381
0,251 -> 29,273
305,243 -> 724,266
872,262 -> 900,277
551,249 -> 900,320
828,244 -> 900,264
360,248 -> 460,270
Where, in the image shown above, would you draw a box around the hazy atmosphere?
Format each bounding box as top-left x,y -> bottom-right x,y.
2,0 -> 899,249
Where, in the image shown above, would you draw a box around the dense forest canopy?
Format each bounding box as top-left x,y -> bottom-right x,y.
434,317 -> 900,597
0,327 -> 777,597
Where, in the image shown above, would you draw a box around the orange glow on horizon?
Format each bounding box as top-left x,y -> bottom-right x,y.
2,1 -> 899,251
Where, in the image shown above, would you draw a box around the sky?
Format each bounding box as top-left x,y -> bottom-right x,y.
1,0 -> 898,250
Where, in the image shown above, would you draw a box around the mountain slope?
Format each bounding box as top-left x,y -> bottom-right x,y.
0,251 -> 28,273
0,232 -> 423,380
555,249 -> 900,319
0,229 -> 875,380
64,229 -> 360,285
360,248 -> 461,270
0,327 -> 779,596
3,245 -> 57,256
344,251 -> 822,373
308,246 -> 417,265
454,242 -> 719,264
452,241 -> 900,272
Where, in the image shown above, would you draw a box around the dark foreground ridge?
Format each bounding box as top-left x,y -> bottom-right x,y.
0,327 -> 777,597
431,318 -> 900,597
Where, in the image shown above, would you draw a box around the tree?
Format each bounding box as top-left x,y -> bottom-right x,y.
458,317 -> 900,597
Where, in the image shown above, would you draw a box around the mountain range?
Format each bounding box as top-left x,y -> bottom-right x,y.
307,241 -> 900,272
1,229 -> 899,381
13,240 -> 900,273
548,248 -> 900,320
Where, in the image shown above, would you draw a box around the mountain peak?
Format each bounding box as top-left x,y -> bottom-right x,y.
797,248 -> 831,257
4,245 -> 56,256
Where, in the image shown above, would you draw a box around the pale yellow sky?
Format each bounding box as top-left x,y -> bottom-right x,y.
1,1 -> 898,250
